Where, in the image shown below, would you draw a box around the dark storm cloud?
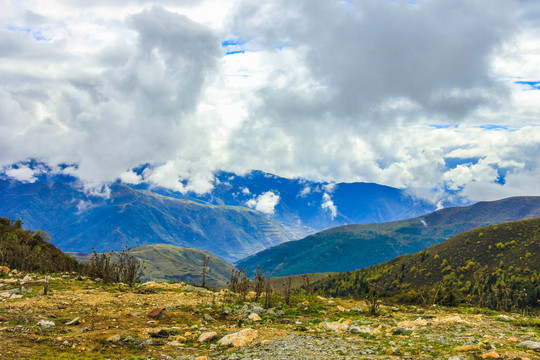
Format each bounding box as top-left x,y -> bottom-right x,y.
231,0 -> 516,121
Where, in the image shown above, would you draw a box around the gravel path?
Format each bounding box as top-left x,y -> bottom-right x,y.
176,333 -> 437,360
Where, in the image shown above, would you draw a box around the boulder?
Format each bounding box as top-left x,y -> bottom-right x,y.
322,321 -> 349,332
218,328 -> 258,347
198,331 -> 218,343
66,317 -> 81,326
185,284 -> 207,293
518,341 -> 540,351
37,320 -> 55,327
148,307 -> 163,319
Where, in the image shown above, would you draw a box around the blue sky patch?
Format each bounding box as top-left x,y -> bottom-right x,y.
492,165 -> 511,185
444,157 -> 483,169
429,124 -> 458,129
222,38 -> 248,55
478,124 -> 512,131
515,81 -> 540,90
225,50 -> 245,55
222,39 -> 247,47
7,26 -> 48,41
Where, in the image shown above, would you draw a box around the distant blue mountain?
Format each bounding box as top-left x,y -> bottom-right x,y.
0,168 -> 439,262
0,179 -> 291,262
137,170 -> 438,231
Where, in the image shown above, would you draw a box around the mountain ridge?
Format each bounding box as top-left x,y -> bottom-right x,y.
236,196 -> 540,276
312,216 -> 540,310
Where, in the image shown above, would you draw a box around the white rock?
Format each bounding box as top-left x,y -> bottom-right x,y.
248,313 -> 262,322
218,328 -> 258,347
38,320 -> 55,327
518,341 -> 540,351
198,331 -> 218,343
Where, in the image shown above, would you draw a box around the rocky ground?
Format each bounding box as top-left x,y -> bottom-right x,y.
1,272 -> 539,360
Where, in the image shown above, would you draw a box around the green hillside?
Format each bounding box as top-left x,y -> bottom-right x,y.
71,244 -> 236,288
237,196 -> 540,276
313,217 -> 540,311
0,217 -> 82,273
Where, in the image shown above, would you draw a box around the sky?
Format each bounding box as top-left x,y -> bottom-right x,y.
1,0 -> 540,204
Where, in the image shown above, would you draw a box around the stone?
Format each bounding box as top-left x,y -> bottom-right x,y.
195,357 -> 208,360
66,317 -> 81,326
0,266 -> 9,275
518,341 -> 540,351
148,307 -> 163,319
248,313 -> 262,322
123,336 -> 134,343
349,326 -> 371,334
167,341 -> 182,346
222,306 -> 233,315
37,320 -> 55,327
323,321 -> 349,332
149,329 -> 169,338
203,313 -> 214,322
185,284 -> 207,293
482,351 -> 500,358
397,319 -> 429,327
218,328 -> 258,347
250,302 -> 264,315
164,305 -> 177,311
198,331 -> 218,343
454,345 -> 478,351
107,334 -> 121,342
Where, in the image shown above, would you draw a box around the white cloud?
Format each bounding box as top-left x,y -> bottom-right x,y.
0,0 -> 539,205
321,193 -> 337,219
4,165 -> 37,183
120,170 -> 142,185
246,191 -> 280,214
298,186 -> 311,197
323,183 -> 336,194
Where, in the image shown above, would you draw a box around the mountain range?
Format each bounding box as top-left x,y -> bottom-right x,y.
0,170 -> 438,262
0,180 -> 290,262
237,196 -> 540,276
133,170 -> 438,231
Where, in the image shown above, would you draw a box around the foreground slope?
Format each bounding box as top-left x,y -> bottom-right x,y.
237,196 -> 540,276
0,180 -> 290,262
2,274 -> 540,359
314,217 -> 540,310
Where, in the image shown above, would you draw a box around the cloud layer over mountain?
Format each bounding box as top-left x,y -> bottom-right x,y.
1,0 -> 539,203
